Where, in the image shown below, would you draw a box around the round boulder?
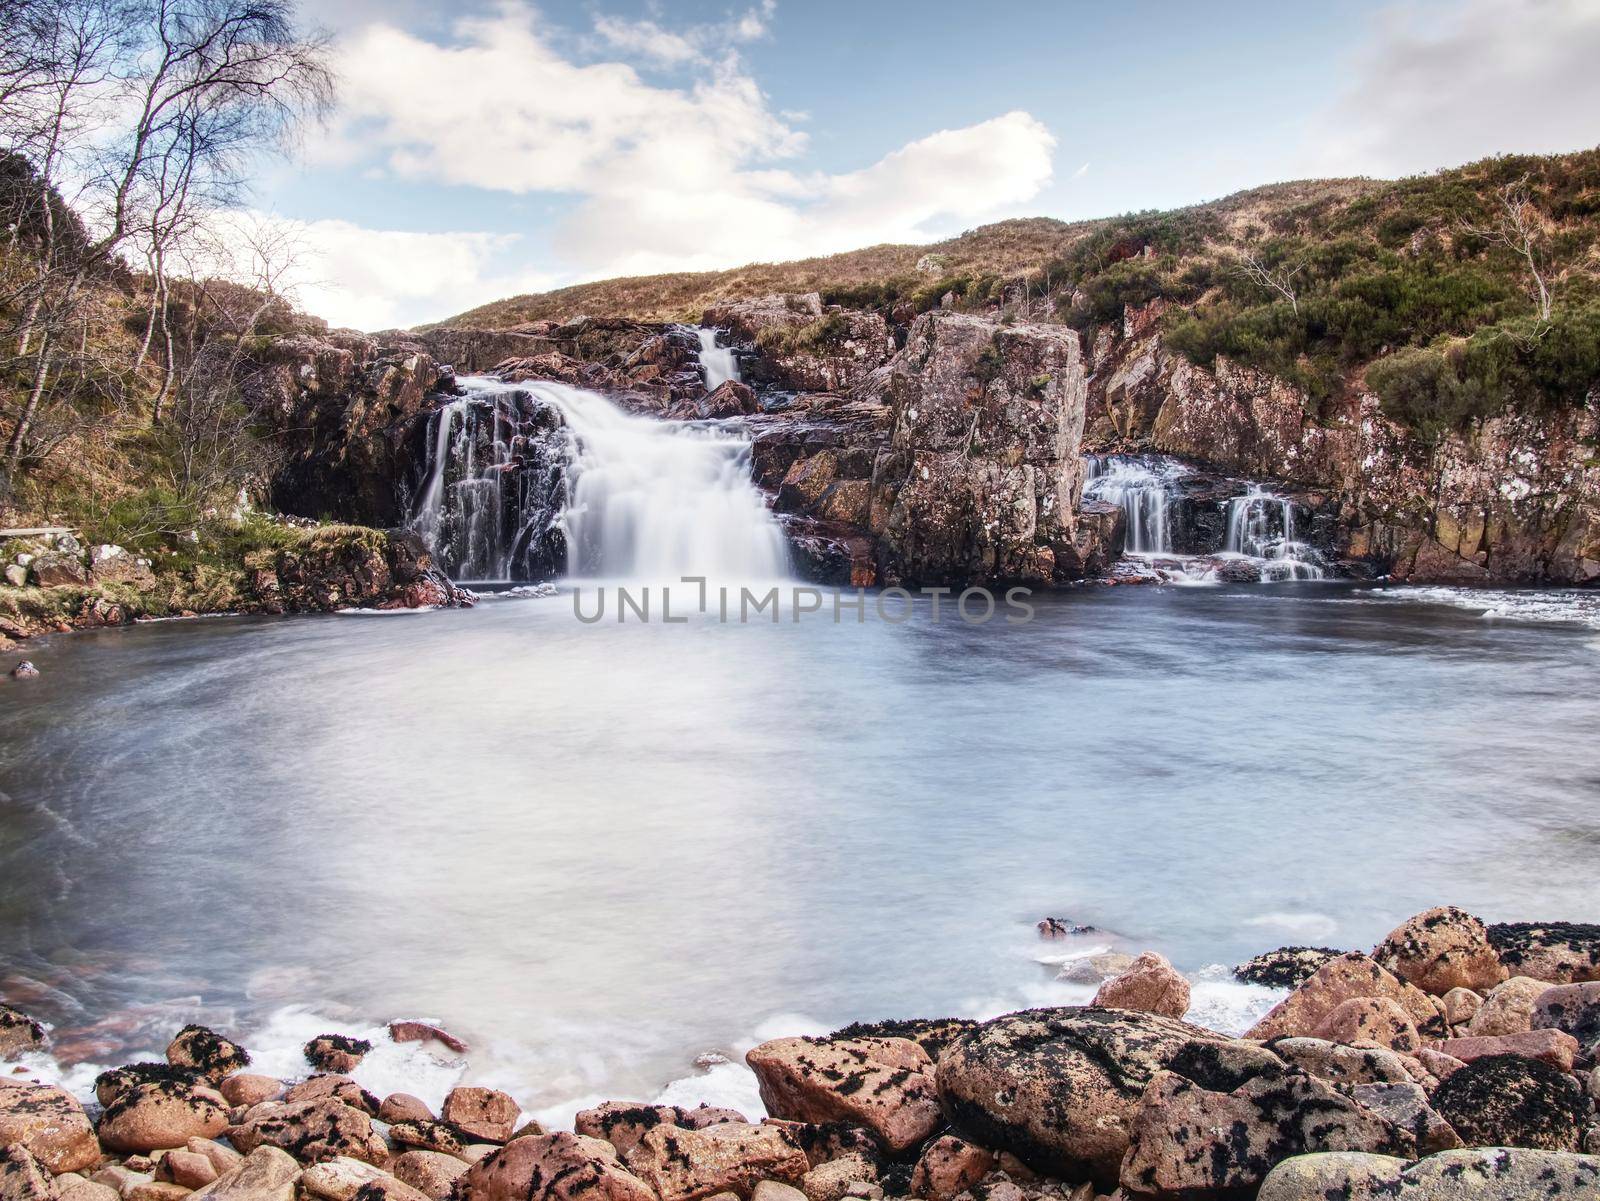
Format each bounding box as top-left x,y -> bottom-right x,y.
167,1026 -> 251,1081
1468,976 -> 1551,1037
935,1005 -> 1217,1187
97,1080 -> 230,1153
1374,907 -> 1506,995
1430,1053 -> 1588,1151
1092,952 -> 1190,1018
1531,981 -> 1600,1052
303,1035 -> 373,1074
1312,997 -> 1420,1052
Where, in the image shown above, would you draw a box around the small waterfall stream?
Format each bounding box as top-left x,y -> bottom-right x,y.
1224,486 -> 1325,580
697,328 -> 740,392
1083,455 -> 1180,555
410,372 -> 787,586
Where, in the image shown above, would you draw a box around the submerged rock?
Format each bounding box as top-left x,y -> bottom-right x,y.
935,1006 -> 1216,1186
1429,1053 -> 1589,1151
746,1036 -> 941,1153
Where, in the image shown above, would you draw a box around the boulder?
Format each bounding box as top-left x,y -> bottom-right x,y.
95,1065 -> 203,1109
624,1122 -> 807,1201
154,1151 -> 217,1190
1374,907 -> 1506,995
1532,981 -> 1600,1052
55,1176 -> 115,1201
1264,1038 -> 1417,1086
746,1036 -> 940,1153
824,1019 -> 977,1062
909,1136 -> 994,1201
378,1095 -> 435,1126
0,1145 -> 58,1201
119,1183 -> 186,1201
219,1077 -> 283,1108
88,546 -> 156,589
1467,976 -> 1551,1036
572,1105 -> 747,1158
1416,1048 -> 1469,1083
1311,996 -> 1420,1052
935,1006 -> 1217,1186
749,1184 -> 805,1201
386,1120 -> 476,1159
167,1027 -> 250,1082
387,1023 -> 468,1055
1091,953 -> 1190,1018
1347,1082 -> 1461,1154
29,552 -> 88,588
183,1137 -> 239,1177
1259,1147 -> 1600,1200
1119,1069 -> 1414,1197
299,1157 -> 428,1201
1439,1029 -> 1581,1072
282,1077 -> 378,1116
0,1080 -> 102,1173
1429,1053 -> 1588,1151
450,1133 -> 655,1201
225,1098 -> 388,1166
1488,922 -> 1600,984
202,1146 -> 300,1201
1245,953 -> 1442,1040
440,1088 -> 519,1144
1441,987 -> 1483,1027
796,1153 -> 875,1201
755,1122 -> 880,1170
389,1152 -> 466,1201
98,1081 -> 230,1154
0,1004 -> 46,1059
302,1036 -> 371,1075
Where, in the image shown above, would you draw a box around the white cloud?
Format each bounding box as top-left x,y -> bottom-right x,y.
1316,0 -> 1600,176
310,2 -> 1056,309
591,0 -> 775,67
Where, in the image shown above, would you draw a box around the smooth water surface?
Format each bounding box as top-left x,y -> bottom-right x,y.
2,584 -> 1599,1111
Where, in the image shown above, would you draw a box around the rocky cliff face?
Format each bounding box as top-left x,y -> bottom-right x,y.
704,293 -> 896,393
1086,302 -> 1600,584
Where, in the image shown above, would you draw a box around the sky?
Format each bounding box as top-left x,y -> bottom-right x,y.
246,0 -> 1600,330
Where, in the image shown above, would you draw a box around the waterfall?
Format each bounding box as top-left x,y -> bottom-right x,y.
411,377 -> 788,585
697,328 -> 740,392
1083,455 -> 1178,555
1223,485 -> 1325,580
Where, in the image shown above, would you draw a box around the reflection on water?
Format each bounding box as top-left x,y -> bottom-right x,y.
2,584 -> 1599,1108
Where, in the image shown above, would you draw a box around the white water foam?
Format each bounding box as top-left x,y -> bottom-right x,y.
1369,585 -> 1600,631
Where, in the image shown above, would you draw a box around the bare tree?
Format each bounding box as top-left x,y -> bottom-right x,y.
1233,250 -> 1304,316
1460,173 -> 1553,323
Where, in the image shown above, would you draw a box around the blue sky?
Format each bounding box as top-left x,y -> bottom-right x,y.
252,0 -> 1600,329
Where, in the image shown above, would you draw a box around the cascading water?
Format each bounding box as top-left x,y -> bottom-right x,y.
410,376 -> 788,586
1083,455 -> 1180,555
1223,485 -> 1325,580
697,328 -> 740,392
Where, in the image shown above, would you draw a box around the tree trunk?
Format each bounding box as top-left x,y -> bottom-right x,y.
4,335 -> 54,489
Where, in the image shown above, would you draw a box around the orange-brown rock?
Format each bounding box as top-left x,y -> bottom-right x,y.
1438,1029 -> 1581,1071
1092,952 -> 1190,1018
166,1027 -> 251,1083
226,1098 -> 388,1167
746,1036 -> 939,1154
283,1076 -> 378,1116
97,1081 -> 229,1154
440,1088 -> 519,1144
219,1076 -> 284,1108
1311,997 -> 1421,1052
624,1123 -> 807,1201
1244,953 -> 1441,1040
909,1136 -> 995,1201
0,1144 -> 58,1201
1467,976 -> 1550,1036
1373,907 -> 1506,995
572,1104 -> 747,1158
378,1095 -> 435,1125
451,1132 -> 654,1201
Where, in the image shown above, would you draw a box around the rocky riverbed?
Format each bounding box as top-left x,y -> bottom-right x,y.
4,907 -> 1599,1201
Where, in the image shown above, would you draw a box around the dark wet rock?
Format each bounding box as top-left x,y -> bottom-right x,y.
1035,919 -> 1097,940
908,1136 -> 994,1201
572,1104 -> 746,1159
0,1080 -> 101,1174
1468,976 -> 1551,1036
388,1022 -> 468,1055
1245,953 -> 1443,1040
283,1076 -> 380,1117
1374,906 -> 1507,995
0,1004 -> 45,1058
303,1034 -> 373,1074
439,1088 -> 520,1144
1213,556 -> 1262,583
1532,982 -> 1600,1056
1488,922 -> 1600,984
1430,1053 -> 1589,1151
1232,946 -> 1343,989
0,1144 -> 57,1201
167,1025 -> 251,1082
664,380 -> 758,421
94,1063 -> 204,1109
1258,1146 -> 1600,1200
1440,1029 -> 1581,1072
624,1121 -> 807,1201
226,1097 -> 389,1166
826,1019 -> 978,1063
1091,952 -> 1190,1018
747,1035 -> 941,1155
390,1151 -> 467,1201
9,661 -> 39,680
934,1005 -> 1217,1187
1312,996 -> 1421,1052
450,1131 -> 655,1201
1348,1081 -> 1462,1155
1119,1068 -> 1415,1197
97,1078 -> 230,1153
